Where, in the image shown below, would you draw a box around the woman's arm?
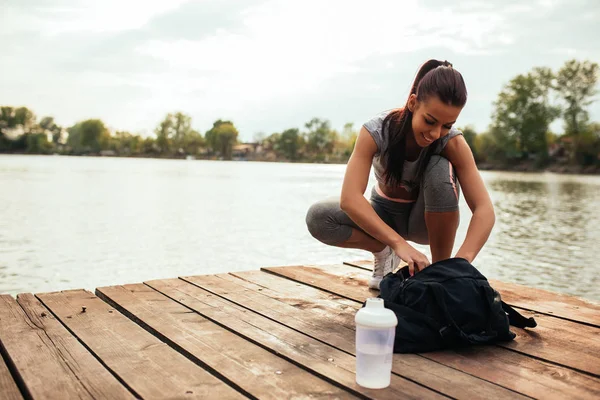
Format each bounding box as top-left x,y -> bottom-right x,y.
340,127 -> 400,247
443,135 -> 495,262
341,127 -> 430,272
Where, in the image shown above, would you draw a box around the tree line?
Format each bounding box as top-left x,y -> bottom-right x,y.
1,59 -> 598,170
474,59 -> 599,170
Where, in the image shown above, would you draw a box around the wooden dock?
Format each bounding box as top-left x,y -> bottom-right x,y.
1,260 -> 599,399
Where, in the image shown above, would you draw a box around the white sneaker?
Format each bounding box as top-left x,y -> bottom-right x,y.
368,246 -> 401,290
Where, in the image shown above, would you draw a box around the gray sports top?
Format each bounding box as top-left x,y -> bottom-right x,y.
363,109 -> 462,192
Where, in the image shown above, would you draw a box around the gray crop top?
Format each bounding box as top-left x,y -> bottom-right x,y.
363,109 -> 463,192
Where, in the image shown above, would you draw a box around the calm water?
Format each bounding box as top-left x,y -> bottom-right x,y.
1,154 -> 598,302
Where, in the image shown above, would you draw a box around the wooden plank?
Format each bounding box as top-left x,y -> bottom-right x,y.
0,294 -> 133,400
36,289 -> 244,399
344,260 -> 600,327
231,270 -> 600,400
230,270 -> 362,328
0,350 -> 22,400
489,280 -> 600,327
262,264 -> 377,302
426,346 -> 600,400
181,274 -> 526,400
146,278 -> 442,400
96,283 -> 355,400
263,264 -> 600,377
502,310 -> 600,376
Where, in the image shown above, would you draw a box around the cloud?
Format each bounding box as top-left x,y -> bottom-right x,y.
1,0 -> 190,36
0,0 -> 598,139
128,0 -> 516,131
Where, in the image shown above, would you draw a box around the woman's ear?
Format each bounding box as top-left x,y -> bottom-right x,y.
407,94 -> 418,112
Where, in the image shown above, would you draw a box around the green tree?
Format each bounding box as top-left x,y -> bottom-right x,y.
556,60 -> 599,136
206,119 -> 229,153
459,125 -> 478,161
260,132 -> 280,152
555,59 -> 599,162
475,130 -> 521,164
110,131 -> 144,155
339,122 -> 358,158
0,129 -> 6,151
171,112 -> 194,154
26,132 -> 53,154
182,130 -> 205,156
277,128 -> 302,160
205,120 -> 239,160
141,137 -> 158,155
154,115 -> 173,154
67,119 -> 110,153
0,108 -> 62,153
305,118 -> 336,160
39,116 -> 63,144
0,106 -> 36,140
576,122 -> 600,166
489,67 -> 560,162
153,112 -> 202,156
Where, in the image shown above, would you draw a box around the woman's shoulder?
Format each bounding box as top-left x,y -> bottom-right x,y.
362,109 -> 396,132
434,126 -> 463,154
362,109 -> 399,154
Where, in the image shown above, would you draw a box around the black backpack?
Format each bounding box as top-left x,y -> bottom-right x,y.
376,257 -> 537,353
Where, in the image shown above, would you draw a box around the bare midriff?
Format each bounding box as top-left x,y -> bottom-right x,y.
377,183 -> 418,202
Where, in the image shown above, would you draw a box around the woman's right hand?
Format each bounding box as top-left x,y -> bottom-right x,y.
392,241 -> 431,276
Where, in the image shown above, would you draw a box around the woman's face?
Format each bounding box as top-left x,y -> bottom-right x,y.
408,94 -> 463,148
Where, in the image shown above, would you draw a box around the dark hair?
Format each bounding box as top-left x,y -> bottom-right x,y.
381,59 -> 467,188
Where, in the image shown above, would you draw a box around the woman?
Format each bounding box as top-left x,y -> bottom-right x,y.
306,59 -> 495,289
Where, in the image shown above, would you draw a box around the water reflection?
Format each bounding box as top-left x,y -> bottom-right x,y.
479,173 -> 599,300
0,156 -> 598,302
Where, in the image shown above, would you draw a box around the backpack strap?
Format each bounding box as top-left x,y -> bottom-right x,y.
502,301 -> 537,328
429,283 -> 499,345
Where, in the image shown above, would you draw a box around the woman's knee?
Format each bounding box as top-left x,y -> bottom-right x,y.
305,200 -> 352,245
423,155 -> 460,212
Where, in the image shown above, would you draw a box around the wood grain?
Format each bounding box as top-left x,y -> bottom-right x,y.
234,270 -> 600,398
148,277 -> 445,400
262,265 -> 600,377
36,289 -> 243,399
0,294 -> 133,399
182,273 -> 525,400
96,283 -> 355,400
0,345 -> 23,400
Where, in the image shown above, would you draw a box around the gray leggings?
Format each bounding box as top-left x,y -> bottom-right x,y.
306,155 -> 460,246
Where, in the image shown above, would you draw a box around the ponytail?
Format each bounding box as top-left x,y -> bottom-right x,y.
381,59 -> 465,188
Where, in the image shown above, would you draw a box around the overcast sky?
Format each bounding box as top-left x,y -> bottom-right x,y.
2,0 -> 599,141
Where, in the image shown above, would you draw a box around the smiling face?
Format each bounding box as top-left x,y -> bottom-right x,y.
408,94 -> 463,148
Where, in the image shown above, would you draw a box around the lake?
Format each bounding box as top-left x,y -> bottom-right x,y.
1,154 -> 598,302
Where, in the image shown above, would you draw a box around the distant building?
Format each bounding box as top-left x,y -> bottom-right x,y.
232,142 -> 262,159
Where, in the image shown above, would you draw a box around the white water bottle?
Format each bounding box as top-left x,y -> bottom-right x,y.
355,298 -> 398,389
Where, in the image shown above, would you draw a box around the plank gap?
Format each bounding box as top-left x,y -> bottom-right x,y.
260,268 -> 361,303
95,287 -> 257,400
176,276 -> 463,398
33,293 -> 143,399
262,265 -> 600,383
177,276 -> 357,357
213,272 -> 538,399
163,279 -> 386,399
500,345 -> 600,379
0,334 -> 31,400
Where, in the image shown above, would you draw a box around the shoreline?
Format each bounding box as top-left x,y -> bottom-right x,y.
2,151 -> 599,175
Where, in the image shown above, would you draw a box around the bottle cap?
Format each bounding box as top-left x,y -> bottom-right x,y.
355,298 -> 398,328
